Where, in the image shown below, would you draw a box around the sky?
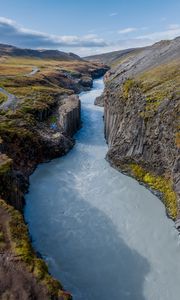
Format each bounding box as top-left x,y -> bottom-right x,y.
0,0 -> 180,56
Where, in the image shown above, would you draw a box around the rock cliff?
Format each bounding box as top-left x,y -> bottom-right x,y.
96,37 -> 180,224
58,95 -> 81,136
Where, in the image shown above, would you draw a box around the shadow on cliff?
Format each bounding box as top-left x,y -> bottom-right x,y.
26,178 -> 150,300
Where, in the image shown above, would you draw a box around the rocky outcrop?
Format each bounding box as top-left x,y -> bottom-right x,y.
100,37 -> 180,223
89,66 -> 109,78
94,95 -> 104,107
0,94 -> 82,212
58,95 -> 81,136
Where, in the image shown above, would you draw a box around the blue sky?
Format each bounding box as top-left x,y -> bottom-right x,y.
0,0 -> 180,56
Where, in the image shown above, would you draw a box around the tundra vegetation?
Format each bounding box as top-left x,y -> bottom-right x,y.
0,51 -> 106,298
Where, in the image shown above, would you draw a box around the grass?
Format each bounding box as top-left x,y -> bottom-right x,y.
130,163 -> 178,220
121,60 -> 180,129
0,56 -> 93,118
137,59 -> 180,111
0,56 -> 99,76
120,60 -> 179,112
0,64 -> 32,76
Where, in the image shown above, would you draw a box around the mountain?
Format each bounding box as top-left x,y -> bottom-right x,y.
85,37 -> 180,68
0,43 -> 82,61
84,48 -> 137,64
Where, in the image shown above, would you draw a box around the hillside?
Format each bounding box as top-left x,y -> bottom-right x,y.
84,48 -> 137,65
0,43 -> 82,61
0,43 -> 108,299
96,37 -> 180,223
85,37 -> 180,67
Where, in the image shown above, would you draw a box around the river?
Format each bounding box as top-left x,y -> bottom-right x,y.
25,78 -> 180,300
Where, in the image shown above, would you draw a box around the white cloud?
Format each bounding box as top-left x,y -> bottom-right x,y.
168,24 -> 180,30
118,27 -> 137,34
110,12 -> 118,17
0,16 -> 179,57
0,17 -> 107,48
0,16 -> 15,25
136,26 -> 180,41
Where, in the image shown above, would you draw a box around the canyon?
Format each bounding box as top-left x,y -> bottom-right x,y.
25,78 -> 180,300
0,36 -> 180,299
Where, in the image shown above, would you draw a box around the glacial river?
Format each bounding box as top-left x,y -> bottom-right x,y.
25,78 -> 180,300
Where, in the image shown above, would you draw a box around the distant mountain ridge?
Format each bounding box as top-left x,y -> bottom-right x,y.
0,43 -> 82,61
84,48 -> 138,64
85,36 -> 180,66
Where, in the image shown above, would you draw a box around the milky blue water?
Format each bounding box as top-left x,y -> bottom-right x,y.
25,78 -> 180,300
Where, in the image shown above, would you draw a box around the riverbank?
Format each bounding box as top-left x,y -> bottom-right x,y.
25,78 -> 180,300
0,52 -> 108,299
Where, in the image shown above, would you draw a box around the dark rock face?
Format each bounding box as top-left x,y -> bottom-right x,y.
79,76 -> 93,89
0,253 -> 50,300
94,95 -> 104,107
99,37 -> 180,221
58,95 -> 81,137
104,86 -> 179,193
89,66 -> 109,78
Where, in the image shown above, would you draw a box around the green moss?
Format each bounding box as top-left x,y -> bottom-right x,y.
137,59 -> 180,103
0,229 -> 5,250
130,164 -> 178,220
0,156 -> 12,175
0,199 -> 71,299
0,92 -> 8,104
123,79 -> 136,99
0,116 -> 34,143
122,79 -> 142,100
175,132 -> 180,148
0,230 -> 4,242
49,115 -> 57,123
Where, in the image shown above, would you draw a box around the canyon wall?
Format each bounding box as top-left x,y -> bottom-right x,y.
99,38 -> 180,224
58,95 -> 81,137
